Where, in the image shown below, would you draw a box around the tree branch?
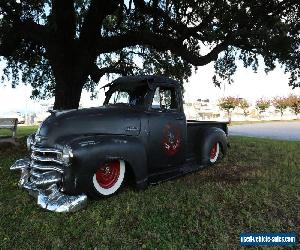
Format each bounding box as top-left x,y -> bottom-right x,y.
80,0 -> 120,43
90,64 -> 132,82
133,0 -> 191,36
51,0 -> 76,41
0,2 -> 50,54
0,1 -> 22,21
19,20 -> 51,47
132,0 -> 214,41
268,0 -> 299,16
97,31 -> 228,66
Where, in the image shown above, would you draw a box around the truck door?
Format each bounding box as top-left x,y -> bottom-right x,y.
147,85 -> 187,172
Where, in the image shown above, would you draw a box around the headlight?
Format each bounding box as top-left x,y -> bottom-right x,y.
60,145 -> 73,165
26,134 -> 35,151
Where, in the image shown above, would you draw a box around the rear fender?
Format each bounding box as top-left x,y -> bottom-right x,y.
196,127 -> 228,165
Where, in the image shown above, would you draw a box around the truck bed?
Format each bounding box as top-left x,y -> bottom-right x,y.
186,120 -> 229,160
187,120 -> 228,133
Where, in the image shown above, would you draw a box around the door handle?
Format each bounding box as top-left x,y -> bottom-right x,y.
176,116 -> 184,120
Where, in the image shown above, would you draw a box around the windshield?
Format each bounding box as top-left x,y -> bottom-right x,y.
104,83 -> 149,107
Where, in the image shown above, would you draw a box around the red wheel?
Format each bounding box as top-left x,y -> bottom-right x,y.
92,160 -> 125,196
95,161 -> 120,189
209,142 -> 220,163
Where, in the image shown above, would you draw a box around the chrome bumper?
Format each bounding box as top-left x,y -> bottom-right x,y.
10,159 -> 87,212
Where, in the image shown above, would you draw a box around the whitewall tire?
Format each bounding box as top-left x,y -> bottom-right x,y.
209,142 -> 220,163
92,160 -> 125,196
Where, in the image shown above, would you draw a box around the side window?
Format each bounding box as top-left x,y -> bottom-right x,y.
151,86 -> 179,111
108,91 -> 129,104
152,88 -> 161,109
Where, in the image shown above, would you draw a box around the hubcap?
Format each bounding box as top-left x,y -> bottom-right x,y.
95,161 -> 120,189
210,143 -> 218,160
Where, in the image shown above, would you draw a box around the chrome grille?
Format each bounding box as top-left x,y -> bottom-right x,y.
30,162 -> 64,173
31,146 -> 64,173
31,154 -> 63,165
29,169 -> 61,187
32,146 -> 61,154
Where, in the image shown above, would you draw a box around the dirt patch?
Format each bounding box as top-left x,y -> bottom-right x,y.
187,163 -> 263,184
0,138 -> 26,155
0,136 -> 18,143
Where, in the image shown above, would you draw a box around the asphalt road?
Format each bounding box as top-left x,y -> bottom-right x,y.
229,121 -> 300,141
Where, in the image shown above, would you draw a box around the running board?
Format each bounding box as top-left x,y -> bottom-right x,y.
149,162 -> 205,184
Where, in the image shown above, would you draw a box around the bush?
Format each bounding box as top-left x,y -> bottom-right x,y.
286,94 -> 300,116
256,98 -> 270,115
218,96 -> 239,123
272,97 -> 289,117
238,98 -> 250,117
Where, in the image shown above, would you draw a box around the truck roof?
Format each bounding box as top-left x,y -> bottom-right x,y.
111,75 -> 180,87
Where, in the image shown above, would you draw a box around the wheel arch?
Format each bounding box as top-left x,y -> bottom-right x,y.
196,127 -> 228,165
69,135 -> 148,191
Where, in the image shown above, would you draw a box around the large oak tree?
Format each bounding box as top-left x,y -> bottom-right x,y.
0,0 -> 299,109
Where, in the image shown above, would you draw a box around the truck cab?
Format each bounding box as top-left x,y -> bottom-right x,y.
11,75 -> 229,212
105,76 -> 187,171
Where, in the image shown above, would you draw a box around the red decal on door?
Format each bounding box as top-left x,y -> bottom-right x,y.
162,124 -> 181,156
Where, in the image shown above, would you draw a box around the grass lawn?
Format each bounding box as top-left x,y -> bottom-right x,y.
0,127 -> 299,249
0,125 -> 38,138
229,119 -> 300,126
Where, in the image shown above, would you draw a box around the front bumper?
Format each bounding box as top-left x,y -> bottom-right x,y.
10,158 -> 87,212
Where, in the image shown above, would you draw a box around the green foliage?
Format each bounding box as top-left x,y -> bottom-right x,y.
272,96 -> 290,117
218,96 -> 239,111
237,98 -> 250,117
0,0 -> 299,106
0,132 -> 299,248
256,98 -> 271,114
213,47 -> 237,87
218,96 -> 239,122
286,94 -> 300,116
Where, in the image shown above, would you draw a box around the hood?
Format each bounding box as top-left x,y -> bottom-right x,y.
36,106 -> 142,145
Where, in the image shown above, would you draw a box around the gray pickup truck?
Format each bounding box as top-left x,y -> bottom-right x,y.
11,75 -> 229,212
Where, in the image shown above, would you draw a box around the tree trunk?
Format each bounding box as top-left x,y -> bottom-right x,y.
227,110 -> 232,123
280,109 -> 284,119
51,57 -> 89,110
53,80 -> 83,110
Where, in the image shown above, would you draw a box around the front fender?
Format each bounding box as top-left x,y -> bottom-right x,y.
69,135 -> 148,191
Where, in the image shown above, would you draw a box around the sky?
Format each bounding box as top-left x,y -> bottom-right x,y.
0,59 -> 299,115
184,60 -> 300,104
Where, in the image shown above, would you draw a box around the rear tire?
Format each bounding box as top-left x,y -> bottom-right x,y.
197,127 -> 227,166
209,142 -> 220,164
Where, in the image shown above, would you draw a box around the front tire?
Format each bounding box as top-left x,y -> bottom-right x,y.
87,159 -> 126,198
